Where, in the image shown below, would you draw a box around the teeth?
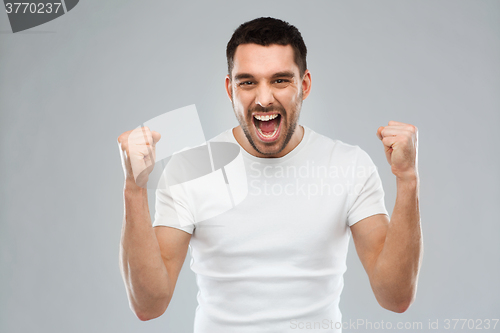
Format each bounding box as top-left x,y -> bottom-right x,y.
254,114 -> 278,121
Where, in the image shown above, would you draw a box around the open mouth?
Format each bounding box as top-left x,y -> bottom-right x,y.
253,113 -> 282,142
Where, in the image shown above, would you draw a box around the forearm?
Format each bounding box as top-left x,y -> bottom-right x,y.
119,181 -> 170,320
371,177 -> 423,312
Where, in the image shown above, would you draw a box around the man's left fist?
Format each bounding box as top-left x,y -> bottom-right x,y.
376,120 -> 418,181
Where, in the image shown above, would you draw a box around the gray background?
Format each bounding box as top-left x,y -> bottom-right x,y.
1,0 -> 499,332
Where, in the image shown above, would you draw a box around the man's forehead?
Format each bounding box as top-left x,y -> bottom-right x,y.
232,43 -> 299,78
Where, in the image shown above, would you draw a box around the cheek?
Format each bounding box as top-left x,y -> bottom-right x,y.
231,94 -> 247,118
275,88 -> 300,107
233,90 -> 252,110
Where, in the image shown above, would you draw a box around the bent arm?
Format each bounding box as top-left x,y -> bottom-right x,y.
119,181 -> 191,321
353,121 -> 422,313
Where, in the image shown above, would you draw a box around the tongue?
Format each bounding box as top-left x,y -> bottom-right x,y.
259,117 -> 279,134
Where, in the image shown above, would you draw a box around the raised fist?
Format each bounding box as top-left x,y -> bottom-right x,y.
376,120 -> 418,181
117,126 -> 161,188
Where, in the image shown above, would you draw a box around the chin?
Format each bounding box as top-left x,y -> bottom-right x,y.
249,122 -> 297,157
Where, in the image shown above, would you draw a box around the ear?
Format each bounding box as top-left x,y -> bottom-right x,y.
301,70 -> 312,100
225,75 -> 233,102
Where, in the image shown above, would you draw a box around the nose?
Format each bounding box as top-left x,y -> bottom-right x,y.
255,83 -> 274,108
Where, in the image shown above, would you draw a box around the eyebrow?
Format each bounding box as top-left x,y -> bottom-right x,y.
233,71 -> 295,81
234,73 -> 255,81
271,71 -> 295,79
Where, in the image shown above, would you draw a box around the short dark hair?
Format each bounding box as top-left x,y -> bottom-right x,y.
226,17 -> 307,78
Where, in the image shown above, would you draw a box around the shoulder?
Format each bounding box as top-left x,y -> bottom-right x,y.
304,127 -> 378,172
305,127 -> 366,161
207,128 -> 236,143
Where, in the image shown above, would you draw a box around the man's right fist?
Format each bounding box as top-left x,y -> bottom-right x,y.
117,126 -> 161,188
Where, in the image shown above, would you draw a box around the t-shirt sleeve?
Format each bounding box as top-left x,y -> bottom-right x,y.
346,147 -> 389,227
152,172 -> 195,234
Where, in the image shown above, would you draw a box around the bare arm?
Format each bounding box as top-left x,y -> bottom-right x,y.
118,128 -> 191,321
350,121 -> 423,313
351,178 -> 422,313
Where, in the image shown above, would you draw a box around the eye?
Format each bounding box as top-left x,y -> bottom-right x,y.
273,79 -> 291,87
239,81 -> 254,86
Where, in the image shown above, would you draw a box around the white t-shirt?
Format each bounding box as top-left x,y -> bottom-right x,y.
153,126 -> 389,332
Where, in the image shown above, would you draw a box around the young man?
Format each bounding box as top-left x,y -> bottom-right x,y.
117,17 -> 422,332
